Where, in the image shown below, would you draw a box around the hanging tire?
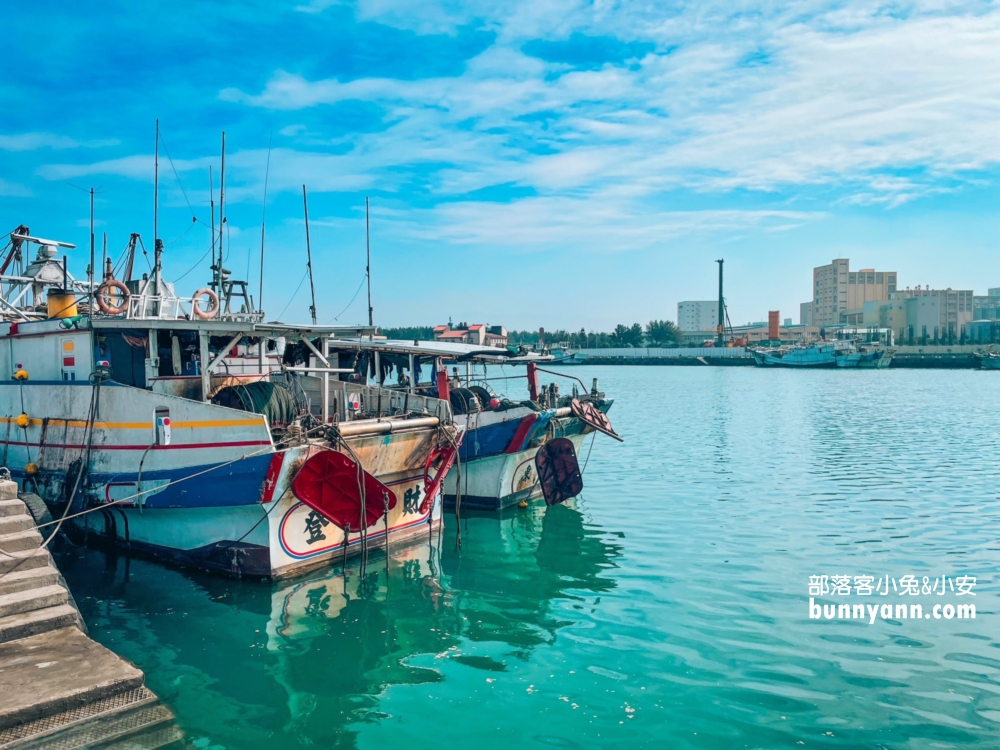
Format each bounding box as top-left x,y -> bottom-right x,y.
19,492 -> 53,527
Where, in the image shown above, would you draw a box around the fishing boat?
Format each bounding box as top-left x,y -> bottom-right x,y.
835,346 -> 893,368
752,341 -> 845,367
975,351 -> 1000,370
0,229 -> 461,578
317,339 -> 622,511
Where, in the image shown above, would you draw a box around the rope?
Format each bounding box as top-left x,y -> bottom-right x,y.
326,273 -> 367,323
276,270 -> 309,320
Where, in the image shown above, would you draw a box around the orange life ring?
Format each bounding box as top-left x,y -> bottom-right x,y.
96,279 -> 130,315
192,288 -> 219,320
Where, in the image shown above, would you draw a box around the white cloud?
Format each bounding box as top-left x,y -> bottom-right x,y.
0,178 -> 32,197
38,1 -> 1000,257
219,1 -> 1000,215
0,133 -> 118,151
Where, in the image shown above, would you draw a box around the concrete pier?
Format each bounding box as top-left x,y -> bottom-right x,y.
0,481 -> 184,749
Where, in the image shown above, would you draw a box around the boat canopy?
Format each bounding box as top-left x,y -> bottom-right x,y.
333,338 -> 552,364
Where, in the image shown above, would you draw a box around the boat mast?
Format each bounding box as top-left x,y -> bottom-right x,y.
716,258 -> 724,347
209,166 -> 215,288
89,188 -> 95,300
216,132 -> 226,295
153,119 -> 162,295
302,185 -> 318,325
366,196 -> 373,327
153,120 -> 158,253
259,135 -> 271,317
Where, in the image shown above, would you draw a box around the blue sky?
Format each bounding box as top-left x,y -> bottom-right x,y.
3,0 -> 998,329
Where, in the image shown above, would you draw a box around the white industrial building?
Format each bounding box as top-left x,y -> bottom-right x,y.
677,301 -> 718,333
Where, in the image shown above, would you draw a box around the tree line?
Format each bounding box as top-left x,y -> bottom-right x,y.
380,320 -> 686,348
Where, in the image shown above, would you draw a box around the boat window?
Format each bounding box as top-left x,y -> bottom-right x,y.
101,330 -> 149,387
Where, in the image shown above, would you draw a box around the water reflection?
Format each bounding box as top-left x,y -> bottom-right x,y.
54,499 -> 620,749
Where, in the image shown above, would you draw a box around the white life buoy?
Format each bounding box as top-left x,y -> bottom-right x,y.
96,279 -> 130,315
192,288 -> 219,320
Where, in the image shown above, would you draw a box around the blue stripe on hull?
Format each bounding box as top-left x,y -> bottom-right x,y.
88,453 -> 275,508
460,418 -> 522,461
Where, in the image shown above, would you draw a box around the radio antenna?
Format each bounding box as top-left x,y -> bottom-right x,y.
302,185 -> 318,325
366,196 -> 373,327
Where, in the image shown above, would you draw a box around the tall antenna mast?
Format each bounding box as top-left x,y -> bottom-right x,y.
302,185 -> 318,325
153,120 -> 159,248
217,132 -> 226,294
259,135 -> 272,316
101,233 -> 107,282
366,196 -> 373,327
89,188 -> 95,300
209,166 -> 215,289
716,258 -> 725,347
152,120 -> 163,294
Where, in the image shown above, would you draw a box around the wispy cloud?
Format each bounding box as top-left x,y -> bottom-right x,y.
0,133 -> 118,151
216,1 -> 1000,218
0,178 -> 32,198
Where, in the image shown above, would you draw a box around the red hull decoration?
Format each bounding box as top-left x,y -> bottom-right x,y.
291,450 -> 397,530
422,443 -> 458,513
570,399 -> 623,442
535,437 -> 583,506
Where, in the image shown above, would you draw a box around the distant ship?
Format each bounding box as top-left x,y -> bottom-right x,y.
752,342 -> 843,367
975,351 -> 1000,370
753,341 -> 892,368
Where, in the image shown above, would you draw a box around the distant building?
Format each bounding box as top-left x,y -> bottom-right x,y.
801,259 -> 897,328
729,322 -> 820,343
973,288 -> 1000,320
433,323 -> 508,347
677,301 -> 718,333
863,287 -> 973,344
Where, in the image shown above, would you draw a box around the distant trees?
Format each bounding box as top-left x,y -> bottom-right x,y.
386,321 -> 685,349
609,323 -> 643,347
646,319 -> 683,347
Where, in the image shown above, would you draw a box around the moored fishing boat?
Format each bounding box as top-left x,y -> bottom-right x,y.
975,351 -> 1000,370
752,341 -> 846,367
316,339 -> 621,511
835,346 -> 893,368
0,229 -> 459,578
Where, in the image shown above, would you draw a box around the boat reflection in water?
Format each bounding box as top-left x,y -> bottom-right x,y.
53,500 -> 620,749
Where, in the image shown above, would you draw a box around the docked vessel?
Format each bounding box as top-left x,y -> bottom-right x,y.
318,339 -> 621,511
0,229 -> 460,578
975,351 -> 1000,370
752,342 -> 844,367
835,346 -> 893,368
753,340 -> 892,369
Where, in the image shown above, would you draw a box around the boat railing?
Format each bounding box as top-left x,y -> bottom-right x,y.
120,291 -> 263,323
296,376 -> 452,425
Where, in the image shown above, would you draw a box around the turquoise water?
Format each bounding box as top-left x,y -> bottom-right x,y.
56,367 -> 1000,749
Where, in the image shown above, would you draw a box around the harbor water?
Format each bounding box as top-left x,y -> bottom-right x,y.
55,367 -> 999,748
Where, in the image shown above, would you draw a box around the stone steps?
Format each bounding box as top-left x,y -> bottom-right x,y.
0,549 -> 51,576
0,481 -> 184,749
0,584 -> 68,619
0,499 -> 27,519
0,567 -> 61,597
0,529 -> 42,555
0,515 -> 35,536
4,704 -> 177,750
0,604 -> 80,644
